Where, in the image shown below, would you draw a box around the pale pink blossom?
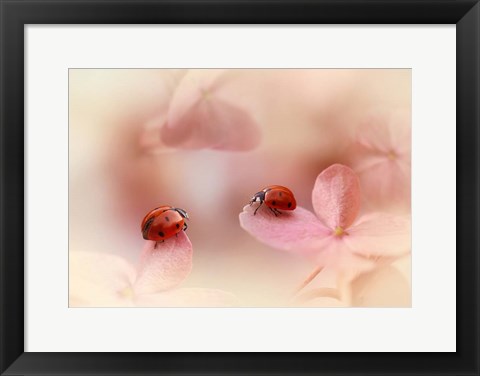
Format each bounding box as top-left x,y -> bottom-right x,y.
138,70 -> 188,154
69,232 -> 236,307
349,109 -> 411,210
156,70 -> 261,151
239,164 -> 411,297
349,263 -> 411,307
292,263 -> 411,307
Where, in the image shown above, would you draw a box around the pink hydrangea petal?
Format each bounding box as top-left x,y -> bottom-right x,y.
133,232 -> 193,295
312,164 -> 361,230
356,158 -> 411,208
161,71 -> 261,151
349,110 -> 411,210
350,265 -> 411,307
343,212 -> 411,258
162,98 -> 261,151
385,109 -> 412,155
356,112 -> 393,152
356,109 -> 411,153
239,204 -> 330,254
292,248 -> 376,305
69,251 -> 137,307
352,153 -> 387,174
137,70 -> 189,153
310,241 -> 377,283
135,288 -> 238,307
138,114 -> 178,155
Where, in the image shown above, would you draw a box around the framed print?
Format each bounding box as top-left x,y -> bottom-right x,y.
0,0 -> 479,375
68,68 -> 412,309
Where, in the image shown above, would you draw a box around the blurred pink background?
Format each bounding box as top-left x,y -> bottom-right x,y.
69,69 -> 411,307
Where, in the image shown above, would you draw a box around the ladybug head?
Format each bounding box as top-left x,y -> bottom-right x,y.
249,191 -> 265,205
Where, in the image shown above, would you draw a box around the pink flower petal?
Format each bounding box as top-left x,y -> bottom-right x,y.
356,112 -> 394,153
137,70 -> 189,154
343,212 -> 411,258
69,251 -> 137,307
135,288 -> 238,307
138,114 -> 178,155
309,241 -> 378,284
350,265 -> 411,307
355,157 -> 411,209
312,164 -> 361,230
349,109 -> 411,209
239,204 -> 330,254
355,109 -> 411,153
133,232 -> 193,295
161,71 -> 261,151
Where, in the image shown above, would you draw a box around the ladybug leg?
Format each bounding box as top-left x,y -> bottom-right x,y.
274,208 -> 282,215
183,222 -> 188,231
269,207 -> 278,217
254,201 -> 263,215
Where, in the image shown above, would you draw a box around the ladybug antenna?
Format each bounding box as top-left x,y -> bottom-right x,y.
174,208 -> 189,220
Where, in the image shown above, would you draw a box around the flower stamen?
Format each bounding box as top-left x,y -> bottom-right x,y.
387,151 -> 397,160
119,286 -> 134,299
200,88 -> 211,100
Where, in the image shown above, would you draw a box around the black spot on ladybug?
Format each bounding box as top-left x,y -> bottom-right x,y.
158,231 -> 165,237
176,223 -> 180,229
165,216 -> 170,222
272,200 -> 276,206
279,192 -> 283,196
288,202 -> 292,208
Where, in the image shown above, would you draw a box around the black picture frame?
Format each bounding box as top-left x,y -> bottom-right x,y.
1,1 -> 478,375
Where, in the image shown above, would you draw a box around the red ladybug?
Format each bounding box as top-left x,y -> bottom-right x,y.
249,185 -> 297,216
141,206 -> 189,242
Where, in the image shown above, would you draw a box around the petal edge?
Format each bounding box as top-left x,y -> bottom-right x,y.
312,164 -> 361,230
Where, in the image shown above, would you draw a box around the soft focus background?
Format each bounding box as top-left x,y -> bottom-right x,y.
69,69 -> 411,307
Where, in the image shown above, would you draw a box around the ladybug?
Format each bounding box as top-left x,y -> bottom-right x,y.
249,185 -> 297,216
141,206 -> 189,243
